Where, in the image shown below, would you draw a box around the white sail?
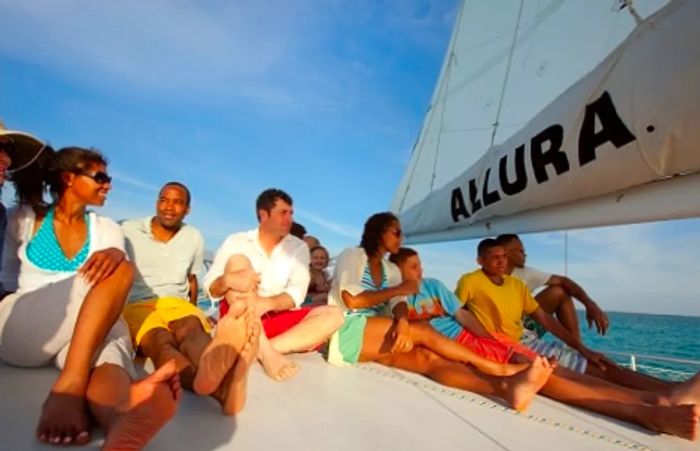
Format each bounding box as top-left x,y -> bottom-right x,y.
392,0 -> 700,243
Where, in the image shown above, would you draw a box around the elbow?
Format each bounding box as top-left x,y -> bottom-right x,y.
342,291 -> 359,309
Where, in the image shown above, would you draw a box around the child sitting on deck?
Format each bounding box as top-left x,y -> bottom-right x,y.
388,247 -> 512,363
307,245 -> 331,306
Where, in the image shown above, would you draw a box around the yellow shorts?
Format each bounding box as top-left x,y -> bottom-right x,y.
122,297 -> 211,347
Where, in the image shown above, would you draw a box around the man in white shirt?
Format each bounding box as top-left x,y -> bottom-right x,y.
204,188 -> 344,381
122,182 -> 257,415
496,234 -> 609,342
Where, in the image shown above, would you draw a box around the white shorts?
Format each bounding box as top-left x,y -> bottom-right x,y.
0,275 -> 135,376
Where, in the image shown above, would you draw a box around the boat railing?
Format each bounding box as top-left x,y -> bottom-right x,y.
605,350 -> 700,380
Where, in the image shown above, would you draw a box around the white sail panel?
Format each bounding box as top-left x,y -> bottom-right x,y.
392,0 -> 669,214
396,0 -> 700,242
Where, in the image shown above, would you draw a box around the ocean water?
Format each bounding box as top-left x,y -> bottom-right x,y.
573,311 -> 700,381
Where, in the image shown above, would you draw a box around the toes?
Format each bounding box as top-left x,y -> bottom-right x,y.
76,431 -> 91,445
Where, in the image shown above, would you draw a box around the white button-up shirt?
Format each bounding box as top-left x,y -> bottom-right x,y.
203,228 -> 310,307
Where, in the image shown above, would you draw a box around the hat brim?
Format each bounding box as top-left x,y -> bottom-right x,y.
0,130 -> 45,171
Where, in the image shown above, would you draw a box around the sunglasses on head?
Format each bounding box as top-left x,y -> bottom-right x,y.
77,170 -> 112,185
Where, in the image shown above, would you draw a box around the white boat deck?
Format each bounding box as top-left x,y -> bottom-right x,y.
1,353 -> 697,450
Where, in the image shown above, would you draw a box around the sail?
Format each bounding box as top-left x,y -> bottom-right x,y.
392,0 -> 700,243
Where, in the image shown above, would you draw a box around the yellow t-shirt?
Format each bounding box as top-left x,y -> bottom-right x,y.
455,269 -> 540,341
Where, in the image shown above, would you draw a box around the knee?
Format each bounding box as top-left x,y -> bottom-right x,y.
170,315 -> 205,342
225,254 -> 252,273
141,328 -> 177,354
321,305 -> 345,330
548,285 -> 568,300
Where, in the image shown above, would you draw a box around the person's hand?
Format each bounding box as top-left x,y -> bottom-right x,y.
585,302 -> 610,335
79,248 -> 125,284
224,268 -> 259,292
397,279 -> 419,296
580,347 -> 615,371
391,320 -> 413,353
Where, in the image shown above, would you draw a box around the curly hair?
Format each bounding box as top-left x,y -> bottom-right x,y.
45,147 -> 108,200
360,211 -> 398,257
9,144 -> 56,209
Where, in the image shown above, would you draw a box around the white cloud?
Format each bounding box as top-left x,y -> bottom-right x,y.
295,209 -> 361,239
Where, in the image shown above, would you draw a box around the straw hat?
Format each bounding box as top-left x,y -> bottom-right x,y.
0,120 -> 46,172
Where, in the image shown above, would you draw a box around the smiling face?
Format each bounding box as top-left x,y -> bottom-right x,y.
156,184 -> 190,230
68,162 -> 112,206
310,247 -> 329,270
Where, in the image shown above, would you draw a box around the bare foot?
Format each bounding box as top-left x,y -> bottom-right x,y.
214,322 -> 261,415
102,360 -> 181,451
643,404 -> 699,441
37,390 -> 91,445
259,345 -> 299,382
506,356 -> 555,412
668,371 -> 700,406
193,305 -> 251,396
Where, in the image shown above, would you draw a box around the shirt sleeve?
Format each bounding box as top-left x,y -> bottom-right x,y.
203,235 -> 234,300
520,279 -> 540,314
454,274 -> 471,306
518,266 -> 552,291
95,216 -> 125,252
431,278 -> 462,316
285,243 -> 311,308
333,249 -> 364,299
189,231 -> 205,276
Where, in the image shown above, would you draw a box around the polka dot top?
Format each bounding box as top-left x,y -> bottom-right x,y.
26,206 -> 91,272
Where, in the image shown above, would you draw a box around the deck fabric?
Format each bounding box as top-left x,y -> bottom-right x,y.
0,353 -> 696,450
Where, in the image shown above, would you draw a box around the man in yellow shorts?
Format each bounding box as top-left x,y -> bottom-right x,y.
122,182 -> 258,415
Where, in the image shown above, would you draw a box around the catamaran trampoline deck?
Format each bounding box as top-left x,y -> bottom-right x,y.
1,353 -> 696,450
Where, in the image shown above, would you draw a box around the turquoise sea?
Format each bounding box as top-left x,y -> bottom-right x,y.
573,311 -> 700,381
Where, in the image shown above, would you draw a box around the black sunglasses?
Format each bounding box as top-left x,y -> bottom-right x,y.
77,170 -> 112,185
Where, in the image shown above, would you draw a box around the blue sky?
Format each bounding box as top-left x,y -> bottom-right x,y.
1,0 -> 698,316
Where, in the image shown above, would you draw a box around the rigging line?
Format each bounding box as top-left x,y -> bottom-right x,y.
489,0 -> 525,148
429,0 -> 468,192
621,0 -> 644,26
396,0 -> 469,213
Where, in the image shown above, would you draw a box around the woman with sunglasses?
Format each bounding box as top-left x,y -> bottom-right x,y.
0,146 -> 180,449
327,211 -> 556,412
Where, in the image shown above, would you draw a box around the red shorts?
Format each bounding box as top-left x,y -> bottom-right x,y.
219,299 -> 314,339
260,308 -> 314,338
454,329 -> 514,363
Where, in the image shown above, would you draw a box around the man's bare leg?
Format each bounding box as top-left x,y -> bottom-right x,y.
374,347 -> 554,412
536,286 -> 581,341
257,330 -> 300,381
140,328 -> 196,387
213,322 -> 262,415
193,300 -> 250,396
37,261 -> 134,445
363,317 -> 528,377
268,305 -> 344,354
540,371 -> 699,439
585,360 -> 675,392
87,361 -> 181,450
